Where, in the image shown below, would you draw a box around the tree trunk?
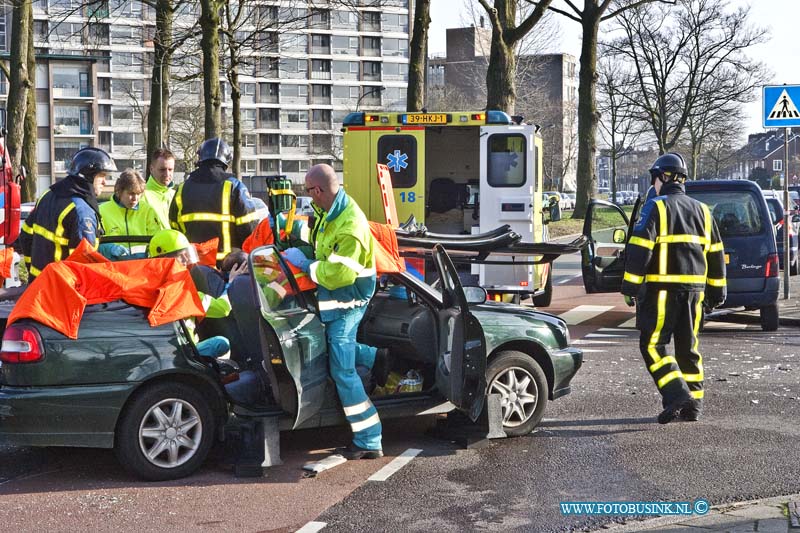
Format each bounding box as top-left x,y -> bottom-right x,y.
146,0 -> 173,172
6,0 -> 31,177
228,46 -> 241,178
406,0 -> 430,112
200,0 -> 222,138
571,7 -> 600,219
21,3 -> 36,203
485,26 -> 516,112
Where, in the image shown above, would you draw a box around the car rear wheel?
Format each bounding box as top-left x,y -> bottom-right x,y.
486,351 -> 548,437
115,382 -> 215,481
760,304 -> 779,332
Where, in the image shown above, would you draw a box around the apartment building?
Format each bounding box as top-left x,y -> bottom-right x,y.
0,0 -> 411,195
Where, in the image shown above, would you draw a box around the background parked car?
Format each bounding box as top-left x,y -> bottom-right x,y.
562,192 -> 576,210
764,196 -> 799,274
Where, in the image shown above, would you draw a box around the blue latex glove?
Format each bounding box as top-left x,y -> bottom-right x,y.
98,243 -> 129,261
282,247 -> 313,272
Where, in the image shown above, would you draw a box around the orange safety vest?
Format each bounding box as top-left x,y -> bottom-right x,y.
9,244 -> 204,339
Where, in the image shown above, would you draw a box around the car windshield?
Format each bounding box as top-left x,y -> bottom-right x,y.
689,190 -> 765,238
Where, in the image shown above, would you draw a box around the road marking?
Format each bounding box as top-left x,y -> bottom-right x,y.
618,317 -> 637,328
579,348 -> 607,353
368,448 -> 422,482
585,333 -> 629,338
598,327 -> 633,332
557,305 -> 615,325
572,339 -> 619,345
296,522 -> 327,533
704,321 -> 749,330
557,274 -> 581,285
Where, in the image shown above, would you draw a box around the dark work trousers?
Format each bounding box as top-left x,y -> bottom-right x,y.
637,289 -> 705,408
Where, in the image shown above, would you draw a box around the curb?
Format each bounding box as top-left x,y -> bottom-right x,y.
594,492 -> 798,532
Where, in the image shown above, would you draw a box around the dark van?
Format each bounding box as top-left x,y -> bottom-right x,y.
582,180 -> 780,331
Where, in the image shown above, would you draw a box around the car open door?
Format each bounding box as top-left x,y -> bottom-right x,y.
249,245 -> 328,429
432,244 -> 487,421
581,199 -> 632,293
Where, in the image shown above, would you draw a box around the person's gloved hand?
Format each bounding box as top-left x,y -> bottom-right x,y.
98,243 -> 129,261
282,247 -> 313,272
624,295 -> 636,307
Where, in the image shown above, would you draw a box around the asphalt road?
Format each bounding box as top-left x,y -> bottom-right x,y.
316,302 -> 800,532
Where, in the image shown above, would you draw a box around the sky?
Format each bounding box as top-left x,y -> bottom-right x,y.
428,0 -> 800,137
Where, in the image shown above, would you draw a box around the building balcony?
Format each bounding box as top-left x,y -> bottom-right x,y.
359,97 -> 381,108
362,48 -> 381,57
259,95 -> 279,104
259,145 -> 280,154
281,122 -> 308,130
363,73 -> 381,82
361,23 -> 380,32
281,96 -> 308,105
332,72 -> 358,81
311,121 -> 332,130
52,87 -> 93,99
281,145 -> 308,155
259,120 -> 280,129
310,71 -> 332,80
310,95 -> 332,105
53,161 -> 67,173
311,45 -> 331,55
54,124 -> 94,136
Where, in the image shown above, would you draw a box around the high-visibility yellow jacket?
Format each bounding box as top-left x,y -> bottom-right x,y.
622,182 -> 727,306
99,196 -> 164,254
142,176 -> 175,230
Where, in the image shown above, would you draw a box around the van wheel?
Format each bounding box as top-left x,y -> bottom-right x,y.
114,382 -> 215,481
486,351 -> 548,437
760,304 -> 779,331
533,271 -> 553,307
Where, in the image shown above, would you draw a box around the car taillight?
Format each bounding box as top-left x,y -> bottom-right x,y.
765,253 -> 779,278
0,324 -> 44,363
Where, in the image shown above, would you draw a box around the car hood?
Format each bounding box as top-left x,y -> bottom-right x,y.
469,300 -> 569,350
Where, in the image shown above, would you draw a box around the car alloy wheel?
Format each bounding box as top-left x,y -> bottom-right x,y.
139,398 -> 203,469
485,351 -> 549,437
490,366 -> 539,428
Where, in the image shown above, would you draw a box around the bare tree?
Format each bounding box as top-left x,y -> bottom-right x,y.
476,0 -> 553,112
199,0 -> 223,137
547,0 -> 674,219
407,0 -> 431,111
21,2 -> 37,202
596,57 -> 644,201
607,0 -> 768,157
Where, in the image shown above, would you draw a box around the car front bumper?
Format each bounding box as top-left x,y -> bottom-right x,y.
0,383 -> 136,448
550,346 -> 583,400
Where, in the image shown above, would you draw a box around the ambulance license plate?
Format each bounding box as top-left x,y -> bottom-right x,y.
404,113 -> 448,125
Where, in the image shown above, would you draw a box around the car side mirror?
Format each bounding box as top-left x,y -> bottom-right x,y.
463,285 -> 487,305
613,228 -> 627,244
793,215 -> 800,224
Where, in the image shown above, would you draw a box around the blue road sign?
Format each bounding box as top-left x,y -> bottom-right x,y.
763,85 -> 800,128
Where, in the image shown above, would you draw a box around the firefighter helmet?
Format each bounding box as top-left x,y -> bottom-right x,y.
149,229 -> 199,266
68,147 -> 117,181
649,152 -> 688,182
197,137 -> 232,168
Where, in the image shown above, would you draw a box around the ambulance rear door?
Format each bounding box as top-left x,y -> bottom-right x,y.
369,126 -> 425,226
478,124 -> 537,292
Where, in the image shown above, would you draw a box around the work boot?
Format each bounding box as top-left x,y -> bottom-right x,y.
334,444 -> 384,460
373,348 -> 392,387
657,398 -> 695,425
679,400 -> 702,422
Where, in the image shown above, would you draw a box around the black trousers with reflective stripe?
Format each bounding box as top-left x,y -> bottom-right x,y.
637,289 -> 704,408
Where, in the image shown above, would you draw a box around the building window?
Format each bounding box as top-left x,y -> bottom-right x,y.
242,109 -> 257,128
774,159 -> 783,172
243,159 -> 257,174
260,159 -> 279,173
241,83 -> 256,97
243,134 -> 256,147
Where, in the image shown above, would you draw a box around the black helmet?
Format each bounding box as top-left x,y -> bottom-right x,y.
649,152 -> 688,182
68,147 -> 117,180
198,137 -> 232,168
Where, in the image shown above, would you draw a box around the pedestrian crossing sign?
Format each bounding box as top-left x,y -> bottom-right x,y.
763,85 -> 800,127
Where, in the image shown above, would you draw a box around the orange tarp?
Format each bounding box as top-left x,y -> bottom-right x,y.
0,247 -> 14,279
193,238 -> 219,267
9,241 -> 204,339
369,221 -> 405,275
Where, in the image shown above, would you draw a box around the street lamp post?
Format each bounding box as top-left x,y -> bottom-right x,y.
355,86 -> 386,112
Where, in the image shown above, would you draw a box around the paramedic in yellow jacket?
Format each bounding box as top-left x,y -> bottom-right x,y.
282,164 -> 390,460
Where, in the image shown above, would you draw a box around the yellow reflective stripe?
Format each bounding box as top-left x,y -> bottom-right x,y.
656,200 -> 667,275
54,203 -> 76,262
269,188 -> 295,196
683,372 -> 704,382
175,183 -> 186,232
624,272 -> 644,284
645,274 -> 707,284
707,278 -> 726,287
708,242 -> 724,252
690,390 -> 704,399
221,180 -> 232,255
328,252 -> 368,275
235,211 -> 261,224
21,222 -> 33,235
29,265 -> 42,277
350,412 -> 380,433
179,212 -> 235,223
343,399 -> 372,417
701,203 -> 712,253
647,290 -> 668,364
629,236 -> 655,250
31,224 -> 70,247
649,355 -> 677,373
656,234 -> 708,245
657,370 -> 683,389
693,292 -> 704,356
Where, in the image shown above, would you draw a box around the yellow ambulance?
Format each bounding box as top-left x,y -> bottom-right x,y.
342,110 -> 555,306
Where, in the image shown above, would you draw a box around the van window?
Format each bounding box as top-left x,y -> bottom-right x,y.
689,191 -> 765,238
377,135 -> 416,188
487,134 -> 526,187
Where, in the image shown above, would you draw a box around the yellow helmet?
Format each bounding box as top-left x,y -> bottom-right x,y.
148,229 -> 198,265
